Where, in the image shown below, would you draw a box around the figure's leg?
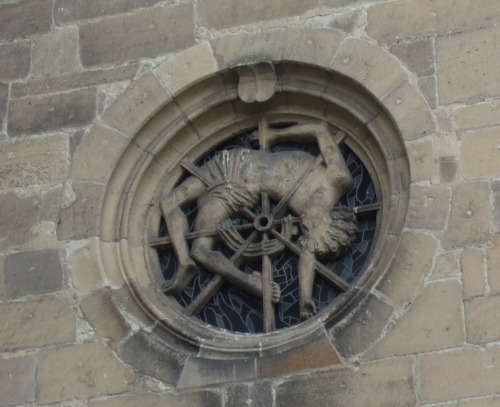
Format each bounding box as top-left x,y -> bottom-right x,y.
298,248 -> 317,320
159,177 -> 206,294
190,202 -> 281,303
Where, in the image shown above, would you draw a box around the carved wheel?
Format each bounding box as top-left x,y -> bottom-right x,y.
149,119 -> 380,333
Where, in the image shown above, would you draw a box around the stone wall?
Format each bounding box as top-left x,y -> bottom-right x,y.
1,0 -> 500,406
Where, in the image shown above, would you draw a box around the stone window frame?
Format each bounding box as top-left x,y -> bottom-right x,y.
66,29 -> 437,386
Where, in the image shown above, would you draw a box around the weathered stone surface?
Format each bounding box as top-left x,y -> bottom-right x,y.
0,83 -> 8,131
0,0 -> 52,42
420,344 -> 500,403
407,184 -> 450,230
324,10 -> 362,33
437,26 -> 500,105
461,127 -> 500,179
32,27 -> 80,77
4,249 -> 63,299
12,64 -> 139,98
331,38 -> 406,100
0,192 -> 40,251
443,182 -> 493,250
465,295 -> 500,344
70,123 -> 128,183
177,356 -> 256,388
439,156 -> 458,183
197,0 -> 320,29
57,181 -> 105,241
332,293 -> 394,357
121,331 -> 186,385
462,248 -> 487,299
430,252 -> 460,281
0,40 -> 30,80
494,181 -> 500,234
276,357 -> 415,407
369,280 -> 464,358
8,88 -> 97,136
259,334 -> 341,376
407,139 -> 435,182
55,0 -> 167,23
378,231 -> 437,307
389,39 -> 434,77
0,296 -> 75,350
102,73 -> 168,137
37,341 -> 135,404
0,356 -> 36,406
67,238 -> 104,292
226,381 -> 273,407
0,134 -> 70,189
0,254 -> 5,301
41,185 -> 62,223
486,236 -> 500,294
366,0 -> 499,43
80,289 -> 130,342
89,391 -> 221,407
455,102 -> 500,131
450,398 -> 500,407
80,4 -> 195,67
418,74 -> 438,109
382,81 -> 434,141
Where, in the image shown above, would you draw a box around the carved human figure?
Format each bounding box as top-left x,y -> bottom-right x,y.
159,121 -> 357,320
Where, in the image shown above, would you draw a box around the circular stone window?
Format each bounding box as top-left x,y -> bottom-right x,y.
102,61 -> 409,356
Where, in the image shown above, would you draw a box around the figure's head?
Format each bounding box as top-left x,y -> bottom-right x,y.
299,206 -> 358,258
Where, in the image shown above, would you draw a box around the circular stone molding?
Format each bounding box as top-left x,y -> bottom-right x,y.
77,31 -> 435,371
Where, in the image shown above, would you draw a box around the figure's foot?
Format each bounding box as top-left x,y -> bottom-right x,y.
300,297 -> 317,320
250,271 -> 281,303
161,261 -> 198,295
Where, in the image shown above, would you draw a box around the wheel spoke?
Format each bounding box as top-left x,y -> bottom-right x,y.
260,191 -> 276,332
354,202 -> 381,217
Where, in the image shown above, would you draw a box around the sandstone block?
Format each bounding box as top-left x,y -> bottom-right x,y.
32,27 -> 80,77
0,0 -> 52,42
8,88 -> 96,136
80,289 -> 130,342
455,102 -> 500,131
439,156 -> 458,183
0,254 -> 5,301
0,84 -> 7,139
369,280 -> 464,358
494,181 -> 500,233
331,293 -> 394,357
443,182 -> 493,250
102,74 -> 168,138
437,26 -> 500,105
325,10 -> 363,33
276,357 -> 415,407
89,391 -> 221,407
227,382 -> 273,407
465,295 -> 500,344
0,356 -> 36,406
12,64 -> 139,98
407,185 -> 450,230
0,296 -> 75,350
407,139 -> 435,182
55,0 -> 166,23
389,39 -> 434,77
67,238 -> 104,292
418,75 -> 438,109
70,123 -> 129,183
378,231 -> 437,307
80,4 -> 195,67
0,192 -> 40,251
367,0 -> 499,43
57,181 -> 105,240
0,134 -> 70,189
461,127 -> 500,179
121,331 -> 186,385
197,0 -> 320,29
462,248 -> 487,299
41,185 -> 63,223
0,40 -> 30,80
486,236 -> 500,294
37,341 -> 135,404
5,249 -> 63,299
420,344 -> 500,403
429,252 -> 460,281
330,38 -> 406,100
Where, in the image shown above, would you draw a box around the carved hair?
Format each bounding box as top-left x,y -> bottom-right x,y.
299,207 -> 358,258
